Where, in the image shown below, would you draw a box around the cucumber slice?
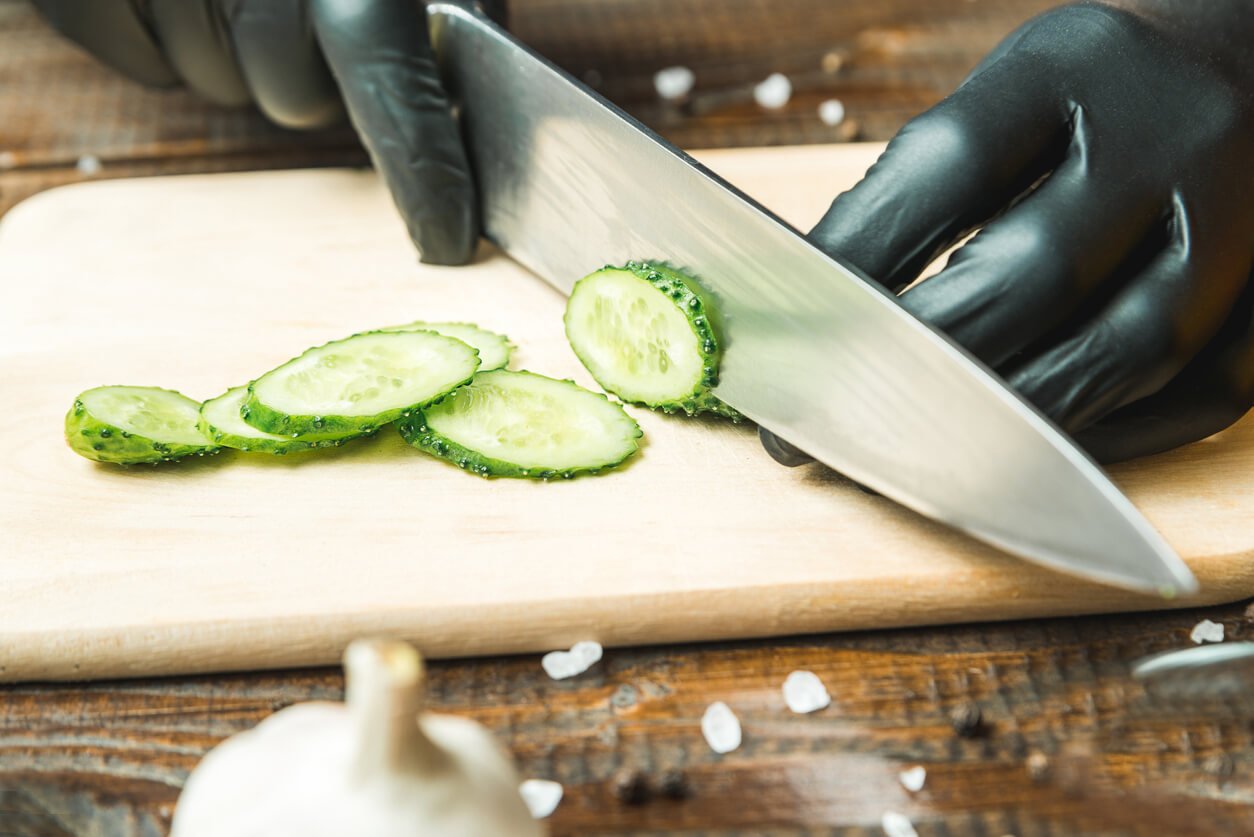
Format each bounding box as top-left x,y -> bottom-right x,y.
375,321 -> 513,371
244,331 -> 481,437
564,261 -> 737,417
397,369 -> 642,479
66,385 -> 219,464
199,386 -> 363,454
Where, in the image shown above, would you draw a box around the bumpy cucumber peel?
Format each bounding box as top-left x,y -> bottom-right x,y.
243,331 -> 481,438
564,260 -> 739,419
199,386 -> 361,455
397,369 -> 642,479
66,385 -> 219,464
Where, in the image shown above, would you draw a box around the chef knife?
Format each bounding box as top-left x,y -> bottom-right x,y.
427,3 -> 1197,595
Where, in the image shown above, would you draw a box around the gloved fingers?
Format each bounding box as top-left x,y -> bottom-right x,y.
959,15 -> 1034,86
1076,396 -> 1250,464
221,0 -> 344,130
898,142 -> 1163,369
147,0 -> 251,106
1074,282 -> 1254,464
808,52 -> 1066,291
1006,239 -> 1250,435
31,0 -> 179,87
311,0 -> 477,265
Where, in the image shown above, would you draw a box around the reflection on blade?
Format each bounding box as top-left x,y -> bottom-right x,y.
429,4 -> 1196,595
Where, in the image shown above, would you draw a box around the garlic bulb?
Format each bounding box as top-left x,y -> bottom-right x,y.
171,639 -> 541,837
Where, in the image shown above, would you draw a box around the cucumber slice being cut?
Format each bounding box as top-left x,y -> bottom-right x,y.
564,261 -> 737,417
66,385 -> 219,464
376,321 -> 513,371
199,386 -> 363,454
244,331 -> 481,437
397,369 -> 642,479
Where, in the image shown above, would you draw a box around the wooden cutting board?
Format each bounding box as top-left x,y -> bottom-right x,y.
2,143 -> 1252,683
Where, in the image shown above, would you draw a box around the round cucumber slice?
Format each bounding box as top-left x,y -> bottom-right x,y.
564,261 -> 737,417
398,369 -> 642,479
244,331 -> 481,437
375,321 -> 513,371
199,386 -> 364,454
66,385 -> 219,464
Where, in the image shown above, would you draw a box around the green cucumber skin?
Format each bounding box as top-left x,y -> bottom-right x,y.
241,387 -> 432,439
65,391 -> 219,465
396,373 -> 643,480
242,332 -> 481,437
197,395 -> 364,456
566,261 -> 742,420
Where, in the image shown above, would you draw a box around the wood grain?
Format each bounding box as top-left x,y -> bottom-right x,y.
4,145 -> 1252,684
5,605 -> 1254,835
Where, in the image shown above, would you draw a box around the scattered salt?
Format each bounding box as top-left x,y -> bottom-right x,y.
818,98 -> 846,127
654,66 -> 695,101
753,73 -> 792,109
518,779 -> 563,819
882,811 -> 919,837
76,154 -> 102,175
782,670 -> 831,714
701,701 -> 742,754
899,765 -> 926,792
1190,619 -> 1225,644
541,640 -> 603,680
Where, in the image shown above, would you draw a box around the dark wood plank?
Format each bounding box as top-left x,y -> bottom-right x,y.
5,0 -> 1254,834
5,605 -> 1254,834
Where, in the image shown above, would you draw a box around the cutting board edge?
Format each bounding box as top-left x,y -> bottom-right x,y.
6,552 -> 1251,683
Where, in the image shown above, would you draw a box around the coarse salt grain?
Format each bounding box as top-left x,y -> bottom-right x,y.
753,73 -> 792,109
881,811 -> 919,837
0,150 -> 16,169
541,640 -> 603,680
1190,619 -> 1225,644
899,765 -> 926,792
518,779 -> 563,819
654,66 -> 695,101
76,154 -> 102,175
701,701 -> 742,754
782,670 -> 831,714
818,98 -> 846,126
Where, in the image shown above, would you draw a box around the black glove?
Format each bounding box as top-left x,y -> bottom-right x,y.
32,0 -> 505,266
764,0 -> 1253,466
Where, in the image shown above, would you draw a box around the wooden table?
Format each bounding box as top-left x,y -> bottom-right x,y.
3,1 -> 1252,834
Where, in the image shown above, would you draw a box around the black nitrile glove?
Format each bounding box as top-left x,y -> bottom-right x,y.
763,0 -> 1253,466
32,0 -> 506,266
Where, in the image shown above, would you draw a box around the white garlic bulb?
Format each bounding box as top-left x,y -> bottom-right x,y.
171,639 -> 541,837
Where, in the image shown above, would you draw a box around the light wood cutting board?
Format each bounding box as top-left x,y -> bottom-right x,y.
2,143 -> 1252,683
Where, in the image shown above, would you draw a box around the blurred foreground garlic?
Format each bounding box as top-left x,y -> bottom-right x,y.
171,639 -> 541,837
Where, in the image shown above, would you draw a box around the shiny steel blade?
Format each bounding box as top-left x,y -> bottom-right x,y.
429,5 -> 1196,595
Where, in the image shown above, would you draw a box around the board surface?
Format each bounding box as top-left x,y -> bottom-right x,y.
2,144 -> 1252,682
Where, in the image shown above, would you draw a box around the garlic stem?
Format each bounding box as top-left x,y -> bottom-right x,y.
344,639 -> 445,781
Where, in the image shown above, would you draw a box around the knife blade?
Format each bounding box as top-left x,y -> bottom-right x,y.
428,4 -> 1196,595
